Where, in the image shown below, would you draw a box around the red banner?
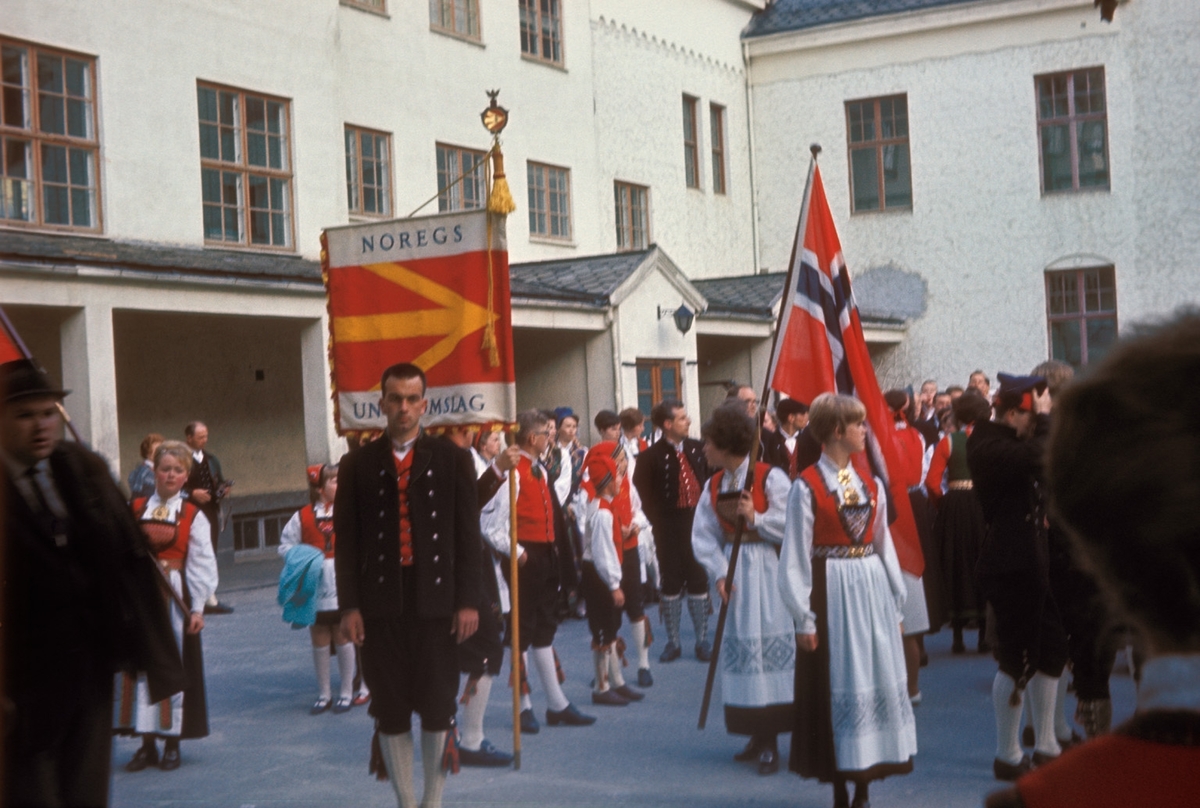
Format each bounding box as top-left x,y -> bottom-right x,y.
323,210 -> 516,434
766,165 -> 923,577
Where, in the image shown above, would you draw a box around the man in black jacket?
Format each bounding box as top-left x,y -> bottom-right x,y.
633,398 -> 711,662
336,362 -> 481,808
2,359 -> 185,807
967,373 -> 1068,782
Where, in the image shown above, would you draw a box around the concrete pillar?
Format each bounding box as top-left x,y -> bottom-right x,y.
60,305 -> 120,469
300,316 -> 342,464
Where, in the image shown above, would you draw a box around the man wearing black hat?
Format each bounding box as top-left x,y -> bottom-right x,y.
1,359 -> 185,807
967,373 -> 1069,782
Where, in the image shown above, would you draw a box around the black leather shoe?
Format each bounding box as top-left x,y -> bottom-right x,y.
637,668 -> 654,687
546,703 -> 597,726
694,641 -> 712,662
1032,750 -> 1059,767
204,601 -> 234,615
591,689 -> 629,706
125,744 -> 159,772
734,737 -> 762,762
458,739 -> 513,767
159,744 -> 181,771
993,755 -> 1032,781
659,642 -> 681,663
614,685 -> 644,702
519,708 -> 540,734
757,747 -> 779,775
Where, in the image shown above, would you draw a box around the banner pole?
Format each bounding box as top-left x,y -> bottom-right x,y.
699,145 -> 821,730
508,473 -> 522,770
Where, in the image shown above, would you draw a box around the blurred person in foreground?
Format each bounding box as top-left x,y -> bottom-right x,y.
127,432 -> 164,500
987,310 -> 1200,806
2,359 -> 184,806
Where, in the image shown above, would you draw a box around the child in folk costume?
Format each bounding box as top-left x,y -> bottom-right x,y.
692,404 -> 795,776
278,463 -> 368,714
117,441 -> 218,772
779,394 -> 917,808
578,448 -> 643,706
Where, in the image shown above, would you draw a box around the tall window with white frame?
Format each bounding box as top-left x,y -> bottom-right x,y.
0,39 -> 99,230
436,143 -> 486,211
614,181 -> 649,252
519,0 -> 563,66
430,0 -> 480,40
197,84 -> 293,248
710,103 -> 727,195
1045,266 -> 1117,368
845,94 -> 911,213
345,126 -> 391,217
527,161 -> 571,241
682,95 -> 700,189
1036,67 -> 1109,193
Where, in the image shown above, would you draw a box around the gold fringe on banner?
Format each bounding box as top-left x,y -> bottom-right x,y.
486,144 -> 516,216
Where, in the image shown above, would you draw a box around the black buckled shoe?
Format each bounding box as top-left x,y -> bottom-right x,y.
458,739 -> 513,767
519,708 -> 540,734
159,744 -> 181,771
993,755 -> 1033,781
125,744 -> 159,772
591,689 -> 629,706
637,668 -> 654,687
659,642 -> 682,663
757,746 -> 779,775
546,703 -> 597,726
614,685 -> 644,702
1032,750 -> 1059,767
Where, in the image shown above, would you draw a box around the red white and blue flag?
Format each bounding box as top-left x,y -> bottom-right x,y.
766,164 -> 924,577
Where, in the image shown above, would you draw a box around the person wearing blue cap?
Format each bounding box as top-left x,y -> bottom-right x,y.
967,373 -> 1069,781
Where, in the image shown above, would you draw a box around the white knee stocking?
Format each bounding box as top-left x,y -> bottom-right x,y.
459,674 -> 492,752
630,618 -> 650,670
1054,672 -> 1072,742
378,731 -> 417,808
992,672 -> 1024,765
335,642 -> 355,700
607,644 -> 626,688
1027,673 -> 1064,757
420,730 -> 447,808
312,645 -> 332,700
530,645 -> 569,712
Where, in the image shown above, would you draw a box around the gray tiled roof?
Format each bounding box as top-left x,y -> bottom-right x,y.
508,248 -> 653,306
693,272 -> 787,320
0,229 -> 322,282
743,0 -> 981,38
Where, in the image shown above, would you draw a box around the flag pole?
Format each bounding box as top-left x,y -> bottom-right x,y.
507,474 -> 522,769
699,144 -> 821,730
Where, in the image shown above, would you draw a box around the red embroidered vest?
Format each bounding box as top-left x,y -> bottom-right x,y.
709,463 -> 771,537
799,465 -> 878,547
516,455 -> 555,543
132,496 -> 199,563
300,504 -> 335,559
393,450 -> 414,567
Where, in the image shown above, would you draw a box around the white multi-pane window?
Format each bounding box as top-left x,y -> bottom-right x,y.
1,38 -> 99,230
614,181 -> 649,251
527,161 -> 571,240
430,0 -> 481,40
345,126 -> 392,217
436,143 -> 486,211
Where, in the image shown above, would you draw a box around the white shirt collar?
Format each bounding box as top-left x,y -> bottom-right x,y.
391,435 -> 417,460
192,449 -> 205,463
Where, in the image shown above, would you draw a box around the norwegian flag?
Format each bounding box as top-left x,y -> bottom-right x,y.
766,163 -> 923,577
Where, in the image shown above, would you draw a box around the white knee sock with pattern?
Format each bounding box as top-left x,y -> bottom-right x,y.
312,645 -> 332,700
530,645 -> 569,712
378,731 -> 417,808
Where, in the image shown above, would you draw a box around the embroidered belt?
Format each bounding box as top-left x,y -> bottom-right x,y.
158,558 -> 185,572
948,480 -> 974,490
812,544 -> 874,559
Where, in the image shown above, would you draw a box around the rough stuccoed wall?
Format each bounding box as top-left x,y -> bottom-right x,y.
749,3 -> 1200,390
590,16 -> 757,279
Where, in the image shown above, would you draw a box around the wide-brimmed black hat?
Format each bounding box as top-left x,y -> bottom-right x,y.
1,359 -> 70,403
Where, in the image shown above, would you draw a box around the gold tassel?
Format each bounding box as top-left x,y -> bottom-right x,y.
487,146 -> 516,215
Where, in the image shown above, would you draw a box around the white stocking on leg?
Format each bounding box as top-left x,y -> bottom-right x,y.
992,672 -> 1025,765
530,645 -> 569,712
335,642 -> 355,700
378,731 -> 417,808
630,618 -> 649,671
592,648 -> 609,693
1028,673 -> 1064,758
420,730 -> 447,808
1054,672 -> 1073,743
459,675 -> 492,752
312,645 -> 332,700
607,644 -> 626,689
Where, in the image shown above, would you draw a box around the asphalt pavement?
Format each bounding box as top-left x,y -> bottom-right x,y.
111,568 -> 1138,808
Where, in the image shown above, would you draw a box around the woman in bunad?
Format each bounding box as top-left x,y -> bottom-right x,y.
779,394 -> 917,808
278,463 -> 368,714
691,403 -> 795,776
577,449 -> 642,707
924,390 -> 992,655
117,440 -> 217,772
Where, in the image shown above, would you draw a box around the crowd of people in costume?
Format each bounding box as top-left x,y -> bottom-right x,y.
7,311 -> 1200,807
